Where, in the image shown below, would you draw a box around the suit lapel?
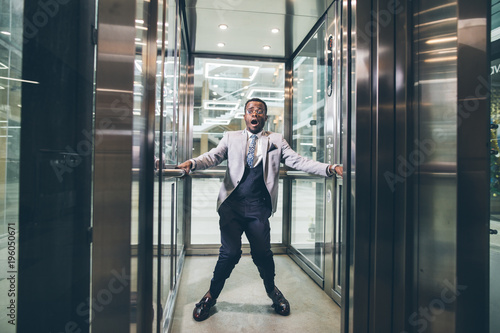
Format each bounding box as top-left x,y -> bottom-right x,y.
261,131 -> 270,172
238,130 -> 247,164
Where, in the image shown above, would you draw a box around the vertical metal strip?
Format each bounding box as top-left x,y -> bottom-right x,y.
393,1 -> 413,332
172,2 -> 179,165
93,0 -> 135,331
456,0 -> 490,331
324,0 -> 342,305
156,0 -> 167,331
340,0 -> 356,333
137,0 -> 158,331
369,0 -> 396,330
184,52 -> 195,249
170,182 -> 176,291
348,0 -> 373,331
283,59 -> 293,248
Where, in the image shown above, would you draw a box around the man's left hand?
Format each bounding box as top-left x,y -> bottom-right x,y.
330,165 -> 343,177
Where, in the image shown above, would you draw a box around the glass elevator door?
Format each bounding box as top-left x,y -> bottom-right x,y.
490,2 -> 500,330
289,0 -> 343,305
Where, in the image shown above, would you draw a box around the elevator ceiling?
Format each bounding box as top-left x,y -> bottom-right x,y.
184,0 -> 334,58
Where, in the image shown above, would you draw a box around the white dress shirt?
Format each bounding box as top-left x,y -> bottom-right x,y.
245,129 -> 263,168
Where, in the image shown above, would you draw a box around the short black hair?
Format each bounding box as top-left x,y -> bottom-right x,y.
244,98 -> 267,114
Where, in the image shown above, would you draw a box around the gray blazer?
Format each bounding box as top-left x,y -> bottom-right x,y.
192,130 -> 331,213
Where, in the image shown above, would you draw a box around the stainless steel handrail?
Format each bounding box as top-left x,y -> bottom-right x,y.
285,170 -> 325,179
157,168 -> 186,178
190,169 -> 226,178
190,169 -> 322,179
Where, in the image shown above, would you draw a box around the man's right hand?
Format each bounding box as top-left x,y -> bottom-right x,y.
176,160 -> 193,174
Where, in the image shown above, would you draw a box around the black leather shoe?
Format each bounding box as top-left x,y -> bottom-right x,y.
193,293 -> 216,322
268,287 -> 290,316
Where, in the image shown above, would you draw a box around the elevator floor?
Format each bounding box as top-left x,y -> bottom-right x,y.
170,254 -> 341,333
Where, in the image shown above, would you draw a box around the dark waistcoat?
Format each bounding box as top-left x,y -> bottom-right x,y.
229,162 -> 270,206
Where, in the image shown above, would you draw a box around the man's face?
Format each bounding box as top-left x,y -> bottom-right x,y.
244,101 -> 268,134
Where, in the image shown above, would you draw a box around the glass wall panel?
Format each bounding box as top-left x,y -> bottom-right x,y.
131,0 -> 147,329
490,1 -> 500,331
155,0 -> 168,329
192,58 -> 285,158
157,0 -> 180,329
190,58 -> 285,245
191,178 -> 284,244
291,178 -> 325,272
133,0 -> 184,330
0,1 -> 23,332
290,22 -> 326,274
176,31 -> 188,275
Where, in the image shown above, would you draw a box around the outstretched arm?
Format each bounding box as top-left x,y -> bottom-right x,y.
176,132 -> 229,173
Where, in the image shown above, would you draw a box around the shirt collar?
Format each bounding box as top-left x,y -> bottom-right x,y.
244,129 -> 263,139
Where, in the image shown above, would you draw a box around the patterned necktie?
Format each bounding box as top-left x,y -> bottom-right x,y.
247,134 -> 257,168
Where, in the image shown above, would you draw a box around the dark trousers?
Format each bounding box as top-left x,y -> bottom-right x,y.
209,198 -> 275,299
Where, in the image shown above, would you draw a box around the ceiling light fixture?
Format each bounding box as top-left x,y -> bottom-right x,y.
205,63 -> 259,81
263,45 -> 271,50
217,42 -> 225,47
271,28 -> 280,34
1,31 -> 11,36
219,24 -> 228,30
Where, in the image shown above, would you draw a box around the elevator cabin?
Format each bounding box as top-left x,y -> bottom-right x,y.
3,0 -> 493,333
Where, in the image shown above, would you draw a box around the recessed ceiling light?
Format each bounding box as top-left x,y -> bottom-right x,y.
271,28 -> 280,34
217,42 -> 225,47
219,24 -> 228,30
263,45 -> 271,50
1,31 -> 11,36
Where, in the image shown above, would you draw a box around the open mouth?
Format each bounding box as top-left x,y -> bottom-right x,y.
251,119 -> 258,125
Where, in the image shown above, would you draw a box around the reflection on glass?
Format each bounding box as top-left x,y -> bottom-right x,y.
131,0 -> 147,329
176,32 -> 188,280
0,1 -> 23,333
192,58 -> 285,159
292,27 -> 326,163
290,22 -> 326,275
161,179 -> 174,305
291,179 -> 325,272
190,57 -> 285,245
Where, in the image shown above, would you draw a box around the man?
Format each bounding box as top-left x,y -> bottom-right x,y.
177,98 -> 343,321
